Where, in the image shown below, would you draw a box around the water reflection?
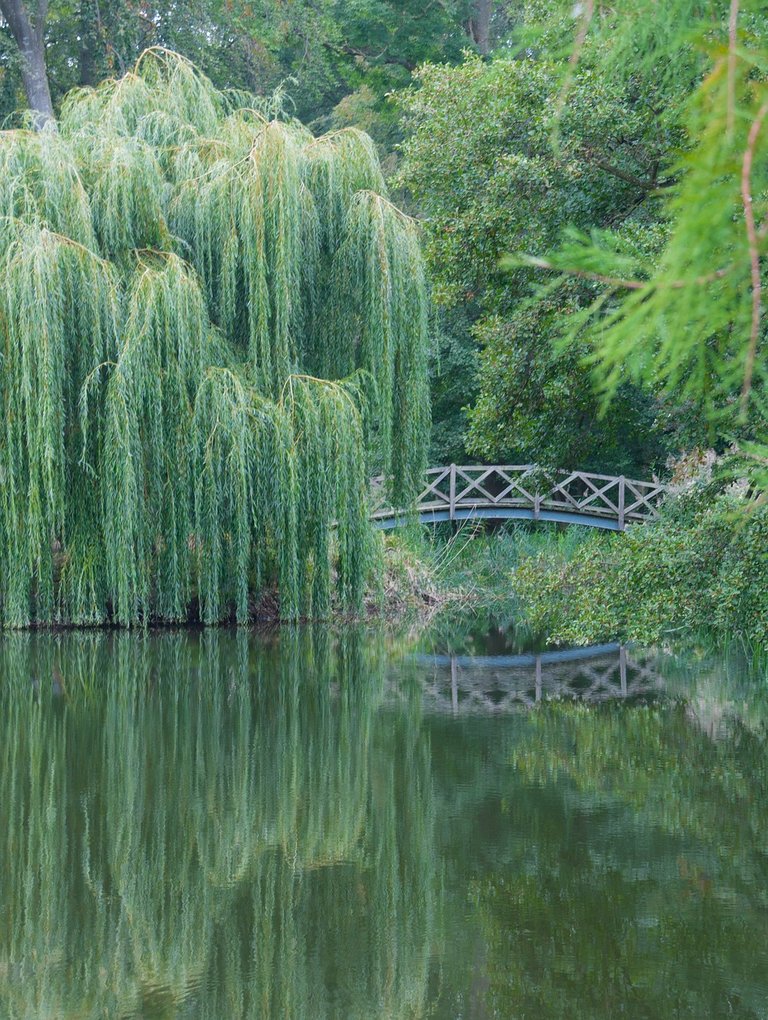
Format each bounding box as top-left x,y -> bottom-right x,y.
468,703 -> 768,1019
404,644 -> 664,713
1,629 -> 768,1018
0,630 -> 435,1019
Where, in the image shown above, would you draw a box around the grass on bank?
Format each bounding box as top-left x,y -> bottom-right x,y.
377,520 -> 590,624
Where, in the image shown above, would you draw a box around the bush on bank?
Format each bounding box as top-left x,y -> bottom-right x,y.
512,483 -> 768,648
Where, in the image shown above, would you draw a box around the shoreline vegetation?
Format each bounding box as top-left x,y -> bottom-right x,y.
376,469 -> 768,656
11,473 -> 767,656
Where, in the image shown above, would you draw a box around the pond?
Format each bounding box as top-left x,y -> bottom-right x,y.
1,626 -> 767,1018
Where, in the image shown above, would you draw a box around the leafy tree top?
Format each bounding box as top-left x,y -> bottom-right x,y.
0,48 -> 430,627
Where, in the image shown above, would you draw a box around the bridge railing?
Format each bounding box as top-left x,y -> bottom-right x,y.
371,465 -> 666,530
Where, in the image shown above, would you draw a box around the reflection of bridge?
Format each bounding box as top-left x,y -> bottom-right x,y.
372,465 -> 666,532
395,644 -> 664,714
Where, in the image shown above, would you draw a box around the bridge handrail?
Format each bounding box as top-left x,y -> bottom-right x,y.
371,464 -> 666,530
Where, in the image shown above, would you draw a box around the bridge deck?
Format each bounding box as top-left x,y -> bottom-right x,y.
371,465 -> 665,532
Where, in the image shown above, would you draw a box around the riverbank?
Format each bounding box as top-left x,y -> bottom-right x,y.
374,522 -> 590,628
6,478 -> 765,645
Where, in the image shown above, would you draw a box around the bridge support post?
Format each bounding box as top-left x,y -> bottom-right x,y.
618,476 -> 625,530
449,463 -> 456,521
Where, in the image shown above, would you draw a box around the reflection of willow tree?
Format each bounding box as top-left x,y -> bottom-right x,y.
0,630 -> 436,1019
472,704 -> 768,1019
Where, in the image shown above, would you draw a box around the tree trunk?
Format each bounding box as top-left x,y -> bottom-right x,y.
0,0 -> 54,127
79,0 -> 107,86
467,0 -> 493,56
80,3 -> 95,87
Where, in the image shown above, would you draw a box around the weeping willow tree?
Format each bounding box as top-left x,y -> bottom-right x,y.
0,49 -> 430,627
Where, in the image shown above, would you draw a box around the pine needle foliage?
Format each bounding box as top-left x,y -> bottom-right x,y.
0,49 -> 430,627
520,2 -> 768,477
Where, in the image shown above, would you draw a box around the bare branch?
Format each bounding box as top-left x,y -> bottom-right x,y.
523,256 -> 645,290
582,149 -> 676,191
740,100 -> 768,411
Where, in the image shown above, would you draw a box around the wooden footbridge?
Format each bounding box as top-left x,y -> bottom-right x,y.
371,465 -> 666,532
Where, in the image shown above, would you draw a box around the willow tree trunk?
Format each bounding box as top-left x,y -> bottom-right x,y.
0,0 -> 53,127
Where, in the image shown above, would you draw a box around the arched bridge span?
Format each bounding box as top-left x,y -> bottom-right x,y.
371,465 -> 666,532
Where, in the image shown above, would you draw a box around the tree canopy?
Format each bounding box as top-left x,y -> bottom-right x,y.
0,1 -> 514,133
0,48 -> 430,627
519,0 -> 768,481
396,37 -> 693,471
397,1 -> 768,476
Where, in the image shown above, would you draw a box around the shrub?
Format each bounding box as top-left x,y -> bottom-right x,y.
513,485 -> 768,648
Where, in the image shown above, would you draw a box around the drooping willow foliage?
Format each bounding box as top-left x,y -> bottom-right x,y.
0,49 -> 430,626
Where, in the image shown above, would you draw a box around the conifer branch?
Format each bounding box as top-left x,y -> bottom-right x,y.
522,256 -> 731,292
552,0 -> 595,141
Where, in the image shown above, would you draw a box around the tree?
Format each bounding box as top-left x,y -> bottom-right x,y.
0,1 -> 518,131
467,0 -> 493,55
397,49 -> 685,471
517,1 -> 768,484
0,50 -> 430,627
0,0 -> 52,125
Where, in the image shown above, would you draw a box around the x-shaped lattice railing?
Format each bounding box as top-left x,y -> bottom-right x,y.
371,465 -> 666,530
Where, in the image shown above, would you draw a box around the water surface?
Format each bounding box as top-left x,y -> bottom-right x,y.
1,628 -> 767,1018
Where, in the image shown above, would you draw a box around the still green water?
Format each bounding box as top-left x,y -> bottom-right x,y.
1,627 -> 767,1019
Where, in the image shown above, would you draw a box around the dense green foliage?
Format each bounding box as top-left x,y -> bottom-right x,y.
0,1 -> 515,134
397,2 -> 768,475
0,49 -> 430,626
522,1 -> 768,474
3,1 -> 768,643
513,484 -> 768,648
396,47 -> 683,470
